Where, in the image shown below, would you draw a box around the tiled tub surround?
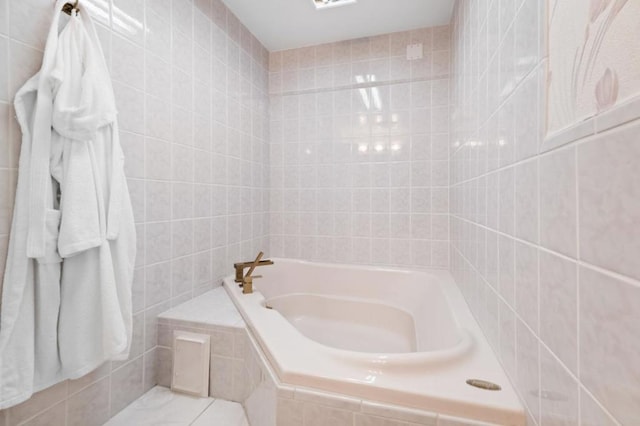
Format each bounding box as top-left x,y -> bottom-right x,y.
224,259 -> 525,425
268,27 -> 452,269
449,1 -> 640,425
0,0 -> 269,423
156,285 -> 523,426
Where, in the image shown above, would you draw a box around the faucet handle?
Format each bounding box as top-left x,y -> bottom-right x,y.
234,252 -> 273,283
239,274 -> 262,288
242,274 -> 262,294
244,251 -> 264,278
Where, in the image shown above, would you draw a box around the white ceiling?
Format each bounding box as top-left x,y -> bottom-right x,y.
223,0 -> 456,52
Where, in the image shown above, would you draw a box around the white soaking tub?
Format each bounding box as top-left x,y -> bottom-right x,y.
223,259 -> 524,425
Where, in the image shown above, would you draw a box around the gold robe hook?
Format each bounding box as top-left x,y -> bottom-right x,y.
62,0 -> 79,16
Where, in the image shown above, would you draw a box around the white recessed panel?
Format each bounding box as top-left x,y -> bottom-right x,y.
172,331 -> 211,397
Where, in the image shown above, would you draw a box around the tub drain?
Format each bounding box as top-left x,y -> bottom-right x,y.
466,379 -> 501,391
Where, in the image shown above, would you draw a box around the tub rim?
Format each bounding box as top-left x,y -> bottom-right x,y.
223,258 -> 526,425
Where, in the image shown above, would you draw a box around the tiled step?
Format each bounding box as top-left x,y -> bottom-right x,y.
105,386 -> 248,426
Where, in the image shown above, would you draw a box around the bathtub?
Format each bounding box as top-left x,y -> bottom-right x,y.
223,259 -> 524,425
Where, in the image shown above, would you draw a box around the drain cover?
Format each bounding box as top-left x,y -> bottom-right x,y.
466,379 -> 501,391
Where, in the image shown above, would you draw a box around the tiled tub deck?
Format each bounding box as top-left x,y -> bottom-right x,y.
156,287 -> 508,426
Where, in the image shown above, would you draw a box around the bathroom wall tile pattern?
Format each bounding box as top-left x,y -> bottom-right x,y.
268,28 -> 451,269
450,1 -> 640,425
0,0 -> 269,423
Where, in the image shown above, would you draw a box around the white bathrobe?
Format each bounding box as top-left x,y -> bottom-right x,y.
0,1 -> 136,409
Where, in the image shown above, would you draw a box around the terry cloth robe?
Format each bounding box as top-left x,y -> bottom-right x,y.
0,0 -> 136,409
51,7 -> 136,380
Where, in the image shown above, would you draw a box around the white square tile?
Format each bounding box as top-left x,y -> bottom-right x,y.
578,120 -> 640,281
0,36 -> 7,103
539,346 -> 578,426
539,146 -> 577,258
515,241 -> 538,332
104,386 -> 213,426
580,266 -> 640,425
112,34 -> 144,90
8,39 -> 40,100
516,320 -> 539,422
514,159 -> 538,243
0,0 -> 7,36
539,251 -> 577,374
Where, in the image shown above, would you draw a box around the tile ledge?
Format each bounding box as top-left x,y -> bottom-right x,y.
543,94 -> 640,152
542,118 -> 595,152
595,94 -> 640,134
157,287 -> 246,330
361,400 -> 438,425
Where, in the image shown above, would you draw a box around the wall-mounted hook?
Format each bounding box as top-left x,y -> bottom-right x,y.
62,0 -> 79,16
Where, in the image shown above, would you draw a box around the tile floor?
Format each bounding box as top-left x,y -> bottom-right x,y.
105,386 -> 249,426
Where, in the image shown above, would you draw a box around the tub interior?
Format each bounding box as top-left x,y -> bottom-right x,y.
254,259 -> 464,353
267,294 -> 417,353
224,259 -> 526,425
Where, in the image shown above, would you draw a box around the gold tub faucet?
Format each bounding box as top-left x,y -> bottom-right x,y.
234,251 -> 273,294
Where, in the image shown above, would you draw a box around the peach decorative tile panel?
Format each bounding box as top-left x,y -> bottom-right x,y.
547,0 -> 640,135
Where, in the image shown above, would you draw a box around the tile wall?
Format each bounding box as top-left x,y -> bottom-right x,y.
3,0 -> 638,425
267,27 -> 452,269
0,0 -> 269,424
449,0 -> 640,425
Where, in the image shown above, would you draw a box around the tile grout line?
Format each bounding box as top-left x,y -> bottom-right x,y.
575,133 -> 582,426
453,208 -> 640,290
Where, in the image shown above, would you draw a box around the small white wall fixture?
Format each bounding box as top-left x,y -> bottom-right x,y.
171,331 -> 211,397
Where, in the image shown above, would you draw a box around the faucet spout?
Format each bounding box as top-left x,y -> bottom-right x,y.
233,252 -> 274,294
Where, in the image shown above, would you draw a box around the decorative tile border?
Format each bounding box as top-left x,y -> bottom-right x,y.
543,93 -> 640,152
595,94 -> 640,133
542,117 -> 595,152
